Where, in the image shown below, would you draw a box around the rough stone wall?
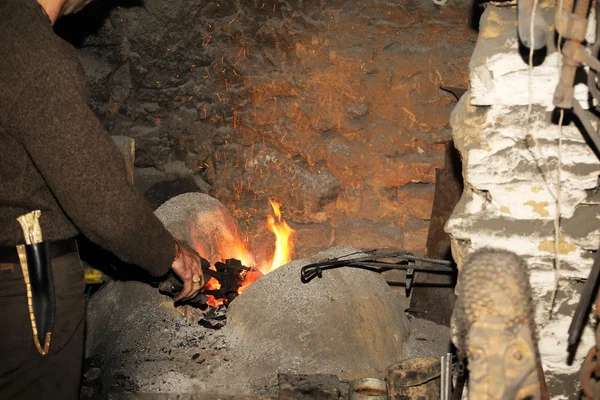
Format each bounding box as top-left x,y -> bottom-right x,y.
63,0 -> 476,262
446,6 -> 600,397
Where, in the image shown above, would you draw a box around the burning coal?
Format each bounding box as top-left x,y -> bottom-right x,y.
194,198 -> 295,307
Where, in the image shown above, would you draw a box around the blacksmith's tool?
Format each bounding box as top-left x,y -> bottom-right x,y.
16,210 -> 55,356
300,249 -> 454,289
159,258 -> 257,307
554,0 -> 596,109
567,248 -> 600,364
387,357 -> 441,399
440,353 -> 453,400
552,0 -> 600,159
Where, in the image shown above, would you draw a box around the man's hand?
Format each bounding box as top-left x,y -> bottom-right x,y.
171,237 -> 204,301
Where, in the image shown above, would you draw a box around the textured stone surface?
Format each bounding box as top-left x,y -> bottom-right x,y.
469,7 -> 594,110
226,247 -> 409,382
85,247 -> 423,398
66,0 -> 477,256
446,6 -> 600,397
154,192 -> 254,265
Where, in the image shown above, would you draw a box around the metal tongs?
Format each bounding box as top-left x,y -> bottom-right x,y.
300,249 -> 454,295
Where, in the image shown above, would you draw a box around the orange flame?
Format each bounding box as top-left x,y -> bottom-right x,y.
261,199 -> 294,274
190,199 -> 294,307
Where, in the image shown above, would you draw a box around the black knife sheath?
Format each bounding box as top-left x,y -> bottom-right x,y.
25,241 -> 55,351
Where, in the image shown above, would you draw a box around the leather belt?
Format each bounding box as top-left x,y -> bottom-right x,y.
0,238 -> 77,264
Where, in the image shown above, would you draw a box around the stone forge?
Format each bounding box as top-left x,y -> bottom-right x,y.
446,5 -> 600,398
84,193 -> 410,398
60,0 -> 477,261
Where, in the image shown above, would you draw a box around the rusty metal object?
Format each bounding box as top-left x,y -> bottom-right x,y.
518,0 -> 548,50
348,378 -> 388,400
553,0 -> 592,109
452,249 -> 547,399
387,357 -> 441,399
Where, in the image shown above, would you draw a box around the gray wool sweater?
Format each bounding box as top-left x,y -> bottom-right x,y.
0,0 -> 175,276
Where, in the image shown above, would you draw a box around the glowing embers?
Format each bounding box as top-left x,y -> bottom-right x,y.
199,198 -> 294,308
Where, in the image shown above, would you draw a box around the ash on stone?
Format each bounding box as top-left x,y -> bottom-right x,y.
278,373 -> 341,400
199,306 -> 228,330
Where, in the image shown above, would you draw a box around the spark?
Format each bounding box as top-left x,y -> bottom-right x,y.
229,11 -> 239,25
272,96 -> 277,117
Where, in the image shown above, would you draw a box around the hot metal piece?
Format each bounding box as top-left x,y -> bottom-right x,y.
159,257 -> 259,308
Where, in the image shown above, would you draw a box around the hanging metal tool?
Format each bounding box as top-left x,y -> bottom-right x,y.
553,0 -> 600,157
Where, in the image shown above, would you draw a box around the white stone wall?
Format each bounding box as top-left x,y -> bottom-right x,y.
446,6 -> 600,398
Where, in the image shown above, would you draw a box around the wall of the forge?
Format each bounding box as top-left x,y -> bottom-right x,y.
446,6 -> 600,397
62,0 -> 476,260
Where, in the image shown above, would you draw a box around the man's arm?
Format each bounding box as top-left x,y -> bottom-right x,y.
0,7 -> 175,276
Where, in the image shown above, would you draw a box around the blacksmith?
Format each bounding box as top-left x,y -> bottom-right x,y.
0,0 -> 204,398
